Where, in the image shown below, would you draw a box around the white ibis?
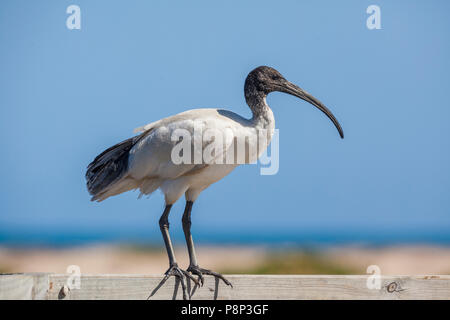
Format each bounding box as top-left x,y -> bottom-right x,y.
86,66 -> 344,299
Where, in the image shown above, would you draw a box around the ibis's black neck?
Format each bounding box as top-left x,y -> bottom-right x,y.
246,91 -> 268,118
244,81 -> 270,120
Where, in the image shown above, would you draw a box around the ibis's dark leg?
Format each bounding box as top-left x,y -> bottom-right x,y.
182,201 -> 232,287
182,201 -> 198,266
158,204 -> 198,299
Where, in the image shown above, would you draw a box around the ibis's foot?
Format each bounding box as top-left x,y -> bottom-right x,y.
187,265 -> 233,288
162,264 -> 199,300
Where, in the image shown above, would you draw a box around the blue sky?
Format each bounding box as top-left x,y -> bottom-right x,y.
1,0 -> 449,245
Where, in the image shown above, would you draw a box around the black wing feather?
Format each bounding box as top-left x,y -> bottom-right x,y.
85,137 -> 135,197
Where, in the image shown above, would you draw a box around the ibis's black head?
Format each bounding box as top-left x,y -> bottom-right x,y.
245,66 -> 344,139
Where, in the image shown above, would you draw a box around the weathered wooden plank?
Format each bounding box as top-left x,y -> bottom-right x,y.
1,274 -> 449,300
0,273 -> 49,300
45,274 -> 450,300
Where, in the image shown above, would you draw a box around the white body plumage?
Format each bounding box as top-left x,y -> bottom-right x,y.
95,107 -> 275,204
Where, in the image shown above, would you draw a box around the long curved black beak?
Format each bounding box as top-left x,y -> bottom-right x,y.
280,81 -> 344,139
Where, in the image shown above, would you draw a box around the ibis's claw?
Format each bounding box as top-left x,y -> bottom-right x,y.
162,264 -> 199,300
187,265 -> 233,288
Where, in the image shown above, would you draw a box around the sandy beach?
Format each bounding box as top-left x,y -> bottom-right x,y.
1,245 -> 449,275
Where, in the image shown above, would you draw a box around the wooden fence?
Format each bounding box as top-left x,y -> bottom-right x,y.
0,274 -> 449,300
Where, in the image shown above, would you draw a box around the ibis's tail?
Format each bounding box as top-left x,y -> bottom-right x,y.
86,137 -> 136,201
